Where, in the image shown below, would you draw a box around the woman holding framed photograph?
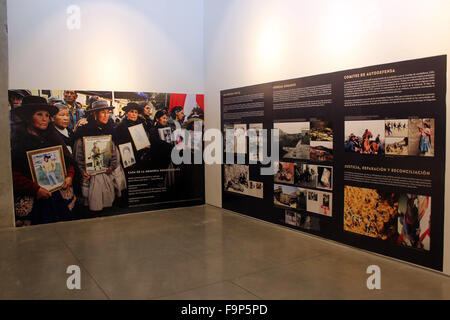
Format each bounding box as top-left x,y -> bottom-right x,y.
10,96 -> 77,226
116,102 -> 150,168
148,110 -> 174,169
73,100 -> 123,212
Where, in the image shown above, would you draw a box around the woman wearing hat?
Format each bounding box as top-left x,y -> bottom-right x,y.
11,96 -> 77,226
52,103 -> 75,153
73,100 -> 123,212
116,102 -> 150,168
148,110 -> 174,169
139,102 -> 155,133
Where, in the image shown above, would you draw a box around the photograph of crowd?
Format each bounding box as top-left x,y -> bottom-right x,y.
344,186 -> 399,240
344,185 -> 431,250
275,122 -> 310,160
8,89 -> 205,227
385,119 -> 408,137
344,120 -> 385,155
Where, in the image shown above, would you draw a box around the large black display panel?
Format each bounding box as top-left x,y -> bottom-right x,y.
221,55 -> 446,270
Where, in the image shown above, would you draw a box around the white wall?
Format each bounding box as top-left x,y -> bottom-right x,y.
203,0 -> 450,274
8,0 -> 204,93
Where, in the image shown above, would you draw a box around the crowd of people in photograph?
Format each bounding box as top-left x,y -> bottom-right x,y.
8,90 -> 204,227
385,121 -> 407,136
345,129 -> 384,155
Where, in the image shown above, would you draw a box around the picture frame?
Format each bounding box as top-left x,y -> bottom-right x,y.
119,142 -> 136,168
26,145 -> 67,192
158,127 -> 173,144
83,135 -> 113,175
129,123 -> 151,151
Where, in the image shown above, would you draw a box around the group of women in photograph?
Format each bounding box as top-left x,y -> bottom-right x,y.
8,91 -> 203,227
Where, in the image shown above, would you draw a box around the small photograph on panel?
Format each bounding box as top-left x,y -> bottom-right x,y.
274,184 -> 299,209
306,190 -> 320,214
310,121 -> 333,142
344,186 -> 399,240
296,212 -> 321,231
344,120 -> 385,155
234,124 -> 247,154
224,164 -> 249,195
249,123 -> 264,161
397,194 -> 431,251
248,181 -> 264,199
294,163 -> 317,188
318,192 -> 333,217
285,210 -> 297,226
310,140 -> 333,161
274,161 -> 295,184
223,124 -> 234,153
296,188 -> 307,211
385,119 -> 408,137
385,137 -> 409,155
275,122 -> 310,160
408,118 -> 435,157
317,166 -> 333,190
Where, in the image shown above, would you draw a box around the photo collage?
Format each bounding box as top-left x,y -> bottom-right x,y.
344,118 -> 435,157
223,123 -> 264,161
9,89 -> 205,227
275,121 -> 333,162
221,55 -> 445,271
273,120 -> 333,219
344,185 -> 431,251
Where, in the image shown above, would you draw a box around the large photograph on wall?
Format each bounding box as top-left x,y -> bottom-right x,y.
221,55 -> 446,271
8,89 -> 205,227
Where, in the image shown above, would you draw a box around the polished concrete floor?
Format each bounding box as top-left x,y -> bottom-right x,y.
0,204 -> 449,300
